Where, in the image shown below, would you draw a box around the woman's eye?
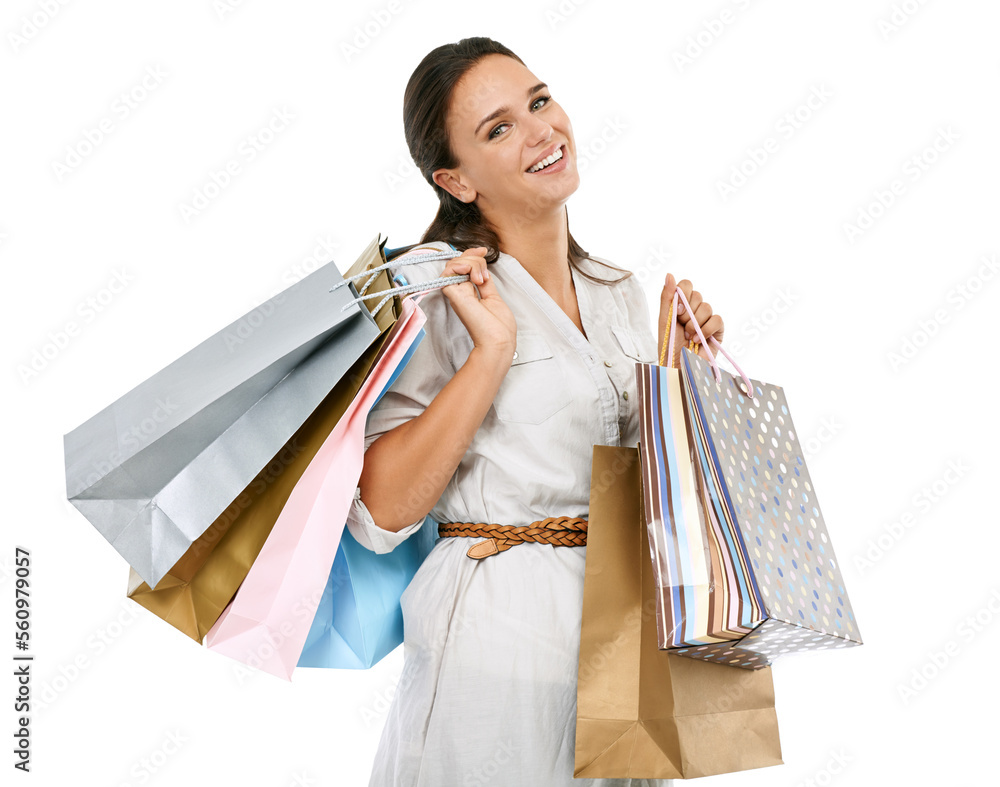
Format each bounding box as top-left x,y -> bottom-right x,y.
487,96 -> 554,140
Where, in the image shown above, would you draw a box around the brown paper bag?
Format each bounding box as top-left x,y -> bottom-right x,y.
574,445 -> 783,779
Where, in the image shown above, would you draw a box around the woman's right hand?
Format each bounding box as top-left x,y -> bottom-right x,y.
439,246 -> 516,356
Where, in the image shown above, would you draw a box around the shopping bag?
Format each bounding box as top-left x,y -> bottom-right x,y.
125,333 -> 389,641
640,284 -> 863,669
671,333 -> 863,668
124,237 -> 434,641
636,287 -> 763,649
574,445 -> 782,779
297,512 -> 439,669
204,293 -> 428,680
64,242 -> 384,589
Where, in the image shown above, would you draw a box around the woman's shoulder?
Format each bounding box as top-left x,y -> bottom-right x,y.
578,252 -> 644,296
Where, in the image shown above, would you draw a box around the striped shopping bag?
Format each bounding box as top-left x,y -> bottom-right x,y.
637,284 -> 863,669
636,287 -> 764,649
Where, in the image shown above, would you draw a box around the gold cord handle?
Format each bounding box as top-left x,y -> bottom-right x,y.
657,295 -> 698,367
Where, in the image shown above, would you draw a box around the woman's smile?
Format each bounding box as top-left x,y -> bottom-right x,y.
526,143 -> 568,175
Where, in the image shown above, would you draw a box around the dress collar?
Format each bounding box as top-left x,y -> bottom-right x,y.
494,250 -> 595,354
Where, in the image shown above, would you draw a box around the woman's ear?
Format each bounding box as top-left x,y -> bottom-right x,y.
433,168 -> 476,203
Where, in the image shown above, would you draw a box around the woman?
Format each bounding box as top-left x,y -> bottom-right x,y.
345,37 -> 725,786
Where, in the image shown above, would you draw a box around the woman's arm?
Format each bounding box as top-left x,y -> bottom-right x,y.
358,344 -> 511,533
358,246 -> 516,533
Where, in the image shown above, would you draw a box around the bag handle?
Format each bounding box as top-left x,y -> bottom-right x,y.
660,284 -> 754,397
329,248 -> 466,317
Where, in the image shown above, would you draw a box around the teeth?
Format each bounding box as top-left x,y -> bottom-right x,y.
528,147 -> 563,173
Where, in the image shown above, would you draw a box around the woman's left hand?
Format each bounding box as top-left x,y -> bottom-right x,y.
657,273 -> 725,368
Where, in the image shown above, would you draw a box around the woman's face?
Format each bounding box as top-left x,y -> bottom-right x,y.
434,54 -> 580,224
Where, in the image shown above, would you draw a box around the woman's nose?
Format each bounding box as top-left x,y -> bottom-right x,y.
525,114 -> 553,147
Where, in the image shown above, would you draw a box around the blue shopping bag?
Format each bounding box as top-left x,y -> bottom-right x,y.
297,513 -> 438,669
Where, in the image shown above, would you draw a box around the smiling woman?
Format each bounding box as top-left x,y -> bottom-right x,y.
345,36 -> 725,787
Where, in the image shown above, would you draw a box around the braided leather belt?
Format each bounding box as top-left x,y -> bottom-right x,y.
437,516 -> 588,560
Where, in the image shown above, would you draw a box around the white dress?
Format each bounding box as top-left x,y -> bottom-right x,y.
345,240 -> 674,787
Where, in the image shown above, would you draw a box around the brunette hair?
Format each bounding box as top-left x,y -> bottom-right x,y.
401,36 -> 629,285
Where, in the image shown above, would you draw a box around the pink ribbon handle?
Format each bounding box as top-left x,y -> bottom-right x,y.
666,284 -> 754,398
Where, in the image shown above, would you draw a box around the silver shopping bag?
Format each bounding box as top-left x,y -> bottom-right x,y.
63,237 -> 392,588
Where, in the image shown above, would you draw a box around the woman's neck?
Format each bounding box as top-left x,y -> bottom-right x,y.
493,208 -> 571,296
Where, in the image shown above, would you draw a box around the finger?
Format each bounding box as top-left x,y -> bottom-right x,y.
681,288 -> 703,326
472,267 -> 501,299
454,250 -> 490,283
463,261 -> 485,285
461,246 -> 488,261
463,258 -> 490,285
689,313 -> 723,343
442,261 -> 473,281
674,279 -> 695,320
684,302 -> 713,338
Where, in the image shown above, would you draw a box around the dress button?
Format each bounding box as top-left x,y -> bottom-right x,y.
604,360 -> 612,368
623,391 -> 629,400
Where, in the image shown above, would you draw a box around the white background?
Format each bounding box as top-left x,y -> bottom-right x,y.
3,1 -> 998,785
